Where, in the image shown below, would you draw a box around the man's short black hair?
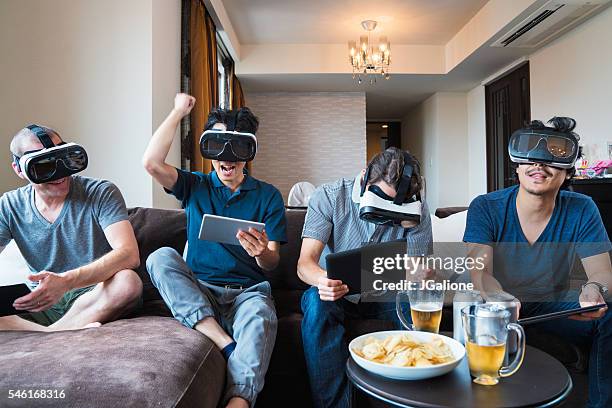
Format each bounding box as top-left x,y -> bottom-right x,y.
367,147 -> 423,194
204,107 -> 259,134
513,116 -> 581,190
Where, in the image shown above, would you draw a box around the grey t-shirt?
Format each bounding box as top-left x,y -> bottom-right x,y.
0,175 -> 128,275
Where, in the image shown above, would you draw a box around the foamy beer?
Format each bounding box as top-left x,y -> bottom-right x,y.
395,280 -> 444,333
465,341 -> 507,380
410,303 -> 443,333
462,303 -> 526,385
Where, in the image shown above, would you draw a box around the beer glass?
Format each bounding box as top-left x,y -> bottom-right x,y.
396,282 -> 444,333
462,303 -> 526,385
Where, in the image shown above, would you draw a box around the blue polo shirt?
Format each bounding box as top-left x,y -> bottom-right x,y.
463,185 -> 611,300
167,169 -> 287,287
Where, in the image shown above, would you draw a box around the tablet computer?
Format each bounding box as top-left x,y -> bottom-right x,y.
518,303 -> 608,326
326,247 -> 363,295
198,214 -> 265,246
0,283 -> 31,317
326,241 -> 408,295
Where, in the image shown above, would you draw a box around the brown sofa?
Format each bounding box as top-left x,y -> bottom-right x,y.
0,207 -> 590,407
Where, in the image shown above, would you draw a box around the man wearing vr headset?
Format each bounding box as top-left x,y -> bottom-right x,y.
464,117 -> 612,407
0,125 -> 142,332
142,93 -> 286,408
297,147 -> 433,408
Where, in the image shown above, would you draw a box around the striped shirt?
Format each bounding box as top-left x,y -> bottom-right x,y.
302,177 -> 433,266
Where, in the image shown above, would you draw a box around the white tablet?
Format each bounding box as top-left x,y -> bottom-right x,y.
198,214 -> 265,246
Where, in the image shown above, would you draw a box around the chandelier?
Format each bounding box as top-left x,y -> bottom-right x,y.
348,20 -> 391,84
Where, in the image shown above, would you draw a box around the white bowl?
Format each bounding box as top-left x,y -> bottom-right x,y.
349,330 -> 465,380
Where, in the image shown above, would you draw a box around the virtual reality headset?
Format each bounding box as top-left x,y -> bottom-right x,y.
14,124 -> 88,184
352,152 -> 423,226
508,121 -> 580,169
199,130 -> 257,162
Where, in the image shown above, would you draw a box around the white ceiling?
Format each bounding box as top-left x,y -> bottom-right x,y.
223,0 -> 489,45
219,0 -> 541,119
240,43 -> 529,119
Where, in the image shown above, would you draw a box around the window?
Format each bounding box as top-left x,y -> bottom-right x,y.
217,34 -> 232,109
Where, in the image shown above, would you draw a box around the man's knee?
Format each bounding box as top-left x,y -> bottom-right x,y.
106,269 -> 143,306
301,286 -> 339,318
146,246 -> 181,280
239,295 -> 278,331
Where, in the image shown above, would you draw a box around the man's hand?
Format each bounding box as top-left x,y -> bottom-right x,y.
572,284 -> 608,321
317,276 -> 349,301
13,272 -> 71,312
236,228 -> 269,258
173,93 -> 196,118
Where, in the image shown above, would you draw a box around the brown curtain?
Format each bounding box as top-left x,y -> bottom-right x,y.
229,67 -> 250,171
189,0 -> 218,173
230,70 -> 245,110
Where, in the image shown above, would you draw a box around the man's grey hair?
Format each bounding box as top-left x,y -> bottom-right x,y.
10,125 -> 61,157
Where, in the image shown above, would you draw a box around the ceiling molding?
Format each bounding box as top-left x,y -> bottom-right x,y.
237,44 -> 445,75
203,0 -> 242,60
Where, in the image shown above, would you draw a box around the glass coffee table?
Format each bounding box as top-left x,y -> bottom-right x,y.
346,344 -> 572,407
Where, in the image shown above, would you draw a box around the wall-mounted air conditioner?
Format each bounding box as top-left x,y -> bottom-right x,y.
491,0 -> 611,48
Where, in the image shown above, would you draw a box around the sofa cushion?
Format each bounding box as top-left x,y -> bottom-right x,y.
128,207 -> 187,302
0,317 -> 225,408
270,208 -> 309,291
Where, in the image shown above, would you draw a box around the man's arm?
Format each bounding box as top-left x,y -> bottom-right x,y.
64,220 -> 140,288
575,252 -> 612,320
466,243 -> 505,296
142,93 -> 195,190
13,220 -> 140,312
297,237 -> 348,301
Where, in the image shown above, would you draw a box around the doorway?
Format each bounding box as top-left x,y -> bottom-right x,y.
485,62 -> 531,192
366,122 -> 401,163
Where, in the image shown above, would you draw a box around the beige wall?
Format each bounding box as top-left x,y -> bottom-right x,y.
402,95 -> 438,208
466,85 -> 487,199
246,92 -> 366,201
152,0 -> 182,209
401,92 -> 469,211
0,0 -> 181,208
530,5 -> 612,163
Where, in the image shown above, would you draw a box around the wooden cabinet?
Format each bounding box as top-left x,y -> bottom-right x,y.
570,179 -> 612,240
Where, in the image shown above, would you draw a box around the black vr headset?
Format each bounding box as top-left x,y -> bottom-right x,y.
13,124 -> 88,184
199,109 -> 257,162
508,117 -> 581,169
358,151 -> 423,226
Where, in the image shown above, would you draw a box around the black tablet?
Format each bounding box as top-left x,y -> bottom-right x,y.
325,241 -> 408,295
0,284 -> 31,317
518,303 -> 608,326
326,247 -> 363,295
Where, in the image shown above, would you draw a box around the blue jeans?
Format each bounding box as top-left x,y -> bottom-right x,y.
301,286 -> 410,408
521,299 -> 612,408
146,247 -> 278,406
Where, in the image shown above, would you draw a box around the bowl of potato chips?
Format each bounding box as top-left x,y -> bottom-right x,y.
349,330 -> 465,380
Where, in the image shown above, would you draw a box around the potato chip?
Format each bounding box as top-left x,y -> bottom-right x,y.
352,334 -> 454,367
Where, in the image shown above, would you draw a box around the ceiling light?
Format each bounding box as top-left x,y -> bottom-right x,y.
348,20 -> 391,85
381,124 -> 388,129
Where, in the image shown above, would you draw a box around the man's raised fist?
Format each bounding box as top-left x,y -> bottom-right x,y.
173,93 -> 196,117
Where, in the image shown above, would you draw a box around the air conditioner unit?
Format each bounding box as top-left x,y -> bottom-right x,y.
491,0 -> 611,48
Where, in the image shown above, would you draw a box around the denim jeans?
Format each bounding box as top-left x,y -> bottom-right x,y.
301,286 -> 410,408
521,299 -> 612,408
146,247 -> 278,406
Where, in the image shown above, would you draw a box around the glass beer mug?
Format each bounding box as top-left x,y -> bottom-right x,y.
396,284 -> 444,333
462,303 -> 526,385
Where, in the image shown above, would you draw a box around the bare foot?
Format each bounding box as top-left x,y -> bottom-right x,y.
226,396 -> 249,408
47,321 -> 102,332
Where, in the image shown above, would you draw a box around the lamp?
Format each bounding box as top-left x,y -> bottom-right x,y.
348,20 -> 391,84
